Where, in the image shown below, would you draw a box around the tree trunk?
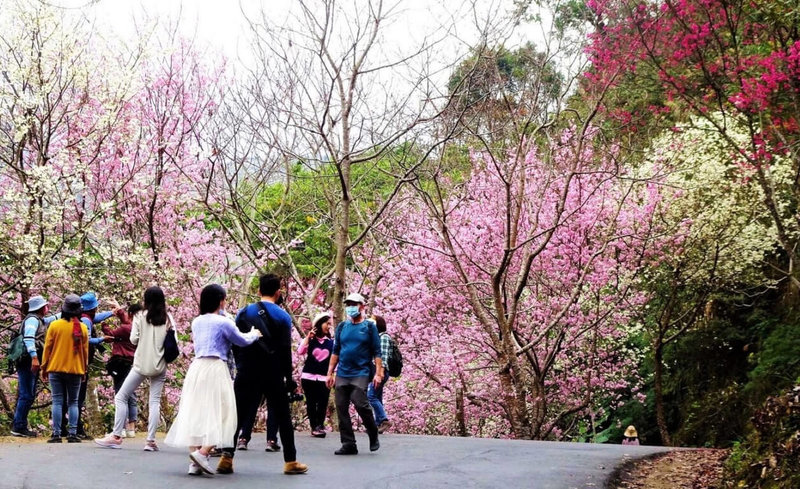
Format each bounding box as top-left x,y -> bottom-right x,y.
654,338 -> 672,445
332,193 -> 349,321
0,375 -> 14,414
84,376 -> 103,436
455,386 -> 467,436
529,376 -> 546,439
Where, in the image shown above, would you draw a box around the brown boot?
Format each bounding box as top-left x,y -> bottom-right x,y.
216,455 -> 234,474
283,461 -> 309,474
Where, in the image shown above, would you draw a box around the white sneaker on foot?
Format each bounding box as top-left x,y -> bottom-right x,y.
188,463 -> 202,476
143,440 -> 159,451
94,434 -> 123,449
125,430 -> 136,438
189,450 -> 214,475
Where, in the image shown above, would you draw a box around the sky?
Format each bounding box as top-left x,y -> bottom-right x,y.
37,0 -> 545,69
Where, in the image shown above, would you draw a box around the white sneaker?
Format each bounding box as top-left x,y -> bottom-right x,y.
188,463 -> 202,476
189,450 -> 214,475
125,430 -> 136,438
94,434 -> 123,449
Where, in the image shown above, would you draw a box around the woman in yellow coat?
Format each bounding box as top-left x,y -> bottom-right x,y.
40,294 -> 89,443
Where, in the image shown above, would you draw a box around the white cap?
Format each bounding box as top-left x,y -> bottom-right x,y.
312,312 -> 331,327
344,292 -> 366,304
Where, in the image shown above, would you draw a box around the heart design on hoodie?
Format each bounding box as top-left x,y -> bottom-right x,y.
312,347 -> 330,362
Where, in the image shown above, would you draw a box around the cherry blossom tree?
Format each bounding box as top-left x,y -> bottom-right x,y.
195,0 -> 474,325
634,113 -> 786,443
0,2 -> 233,427
370,127 -> 668,439
586,0 -> 800,296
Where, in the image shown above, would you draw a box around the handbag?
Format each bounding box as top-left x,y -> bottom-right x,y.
163,315 -> 179,363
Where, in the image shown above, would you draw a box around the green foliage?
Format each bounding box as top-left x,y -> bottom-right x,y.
665,315 -> 752,447
655,299 -> 800,449
243,150 -> 415,280
723,385 -> 800,488
746,317 -> 800,398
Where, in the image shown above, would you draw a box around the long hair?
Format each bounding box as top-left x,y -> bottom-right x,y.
199,284 -> 226,315
313,315 -> 331,338
61,310 -> 81,321
143,286 -> 167,326
62,311 -> 83,353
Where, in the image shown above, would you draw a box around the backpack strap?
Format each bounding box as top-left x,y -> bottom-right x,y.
21,313 -> 42,339
255,301 -> 275,348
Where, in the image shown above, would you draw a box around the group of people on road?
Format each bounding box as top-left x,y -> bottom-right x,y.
11,291 -> 134,442
10,273 -> 399,477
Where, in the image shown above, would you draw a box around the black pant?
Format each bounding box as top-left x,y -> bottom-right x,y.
334,375 -> 378,448
237,396 -> 279,442
232,370 -> 296,462
109,361 -> 133,393
302,378 -> 330,429
61,377 -> 87,435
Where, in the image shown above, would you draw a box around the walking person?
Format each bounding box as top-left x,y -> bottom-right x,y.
235,399 -> 281,452
40,294 -> 89,443
62,291 -> 116,439
11,295 -> 60,438
94,287 -> 170,451
368,314 -> 393,434
100,303 -> 142,438
227,273 -> 308,475
298,312 -> 334,437
163,284 -> 262,476
326,293 -> 383,455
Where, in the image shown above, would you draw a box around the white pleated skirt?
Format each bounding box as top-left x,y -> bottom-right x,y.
164,357 -> 237,448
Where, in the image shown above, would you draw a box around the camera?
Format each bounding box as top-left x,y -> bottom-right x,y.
288,392 -> 304,403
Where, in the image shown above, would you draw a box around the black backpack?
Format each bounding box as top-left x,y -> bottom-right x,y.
235,302 -> 293,380
383,333 -> 403,377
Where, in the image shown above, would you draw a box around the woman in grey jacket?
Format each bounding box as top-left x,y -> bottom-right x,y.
95,286 -> 171,451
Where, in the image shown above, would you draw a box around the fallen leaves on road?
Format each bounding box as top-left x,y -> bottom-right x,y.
612,448 -> 729,489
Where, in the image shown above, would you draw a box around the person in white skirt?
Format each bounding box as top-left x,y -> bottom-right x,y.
94,286 -> 172,451
164,284 -> 263,476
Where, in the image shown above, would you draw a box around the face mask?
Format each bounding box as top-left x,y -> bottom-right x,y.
219,308 -> 227,316
345,305 -> 360,319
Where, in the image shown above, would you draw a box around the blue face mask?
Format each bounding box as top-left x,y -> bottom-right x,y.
345,305 -> 360,319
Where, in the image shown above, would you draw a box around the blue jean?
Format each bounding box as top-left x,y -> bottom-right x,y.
49,373 -> 82,437
367,375 -> 389,425
12,364 -> 38,431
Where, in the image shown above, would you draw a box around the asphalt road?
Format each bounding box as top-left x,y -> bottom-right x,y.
0,432 -> 669,488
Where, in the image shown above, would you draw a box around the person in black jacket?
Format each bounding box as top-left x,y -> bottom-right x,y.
220,274 -> 308,475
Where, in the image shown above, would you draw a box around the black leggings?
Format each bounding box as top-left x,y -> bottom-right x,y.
301,378 -> 330,429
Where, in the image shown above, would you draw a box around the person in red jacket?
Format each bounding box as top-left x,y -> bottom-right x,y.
102,303 -> 142,438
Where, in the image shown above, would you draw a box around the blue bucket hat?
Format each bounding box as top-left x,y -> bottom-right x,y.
80,291 -> 99,311
27,295 -> 48,312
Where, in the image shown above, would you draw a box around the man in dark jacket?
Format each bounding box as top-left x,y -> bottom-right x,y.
219,274 -> 308,475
